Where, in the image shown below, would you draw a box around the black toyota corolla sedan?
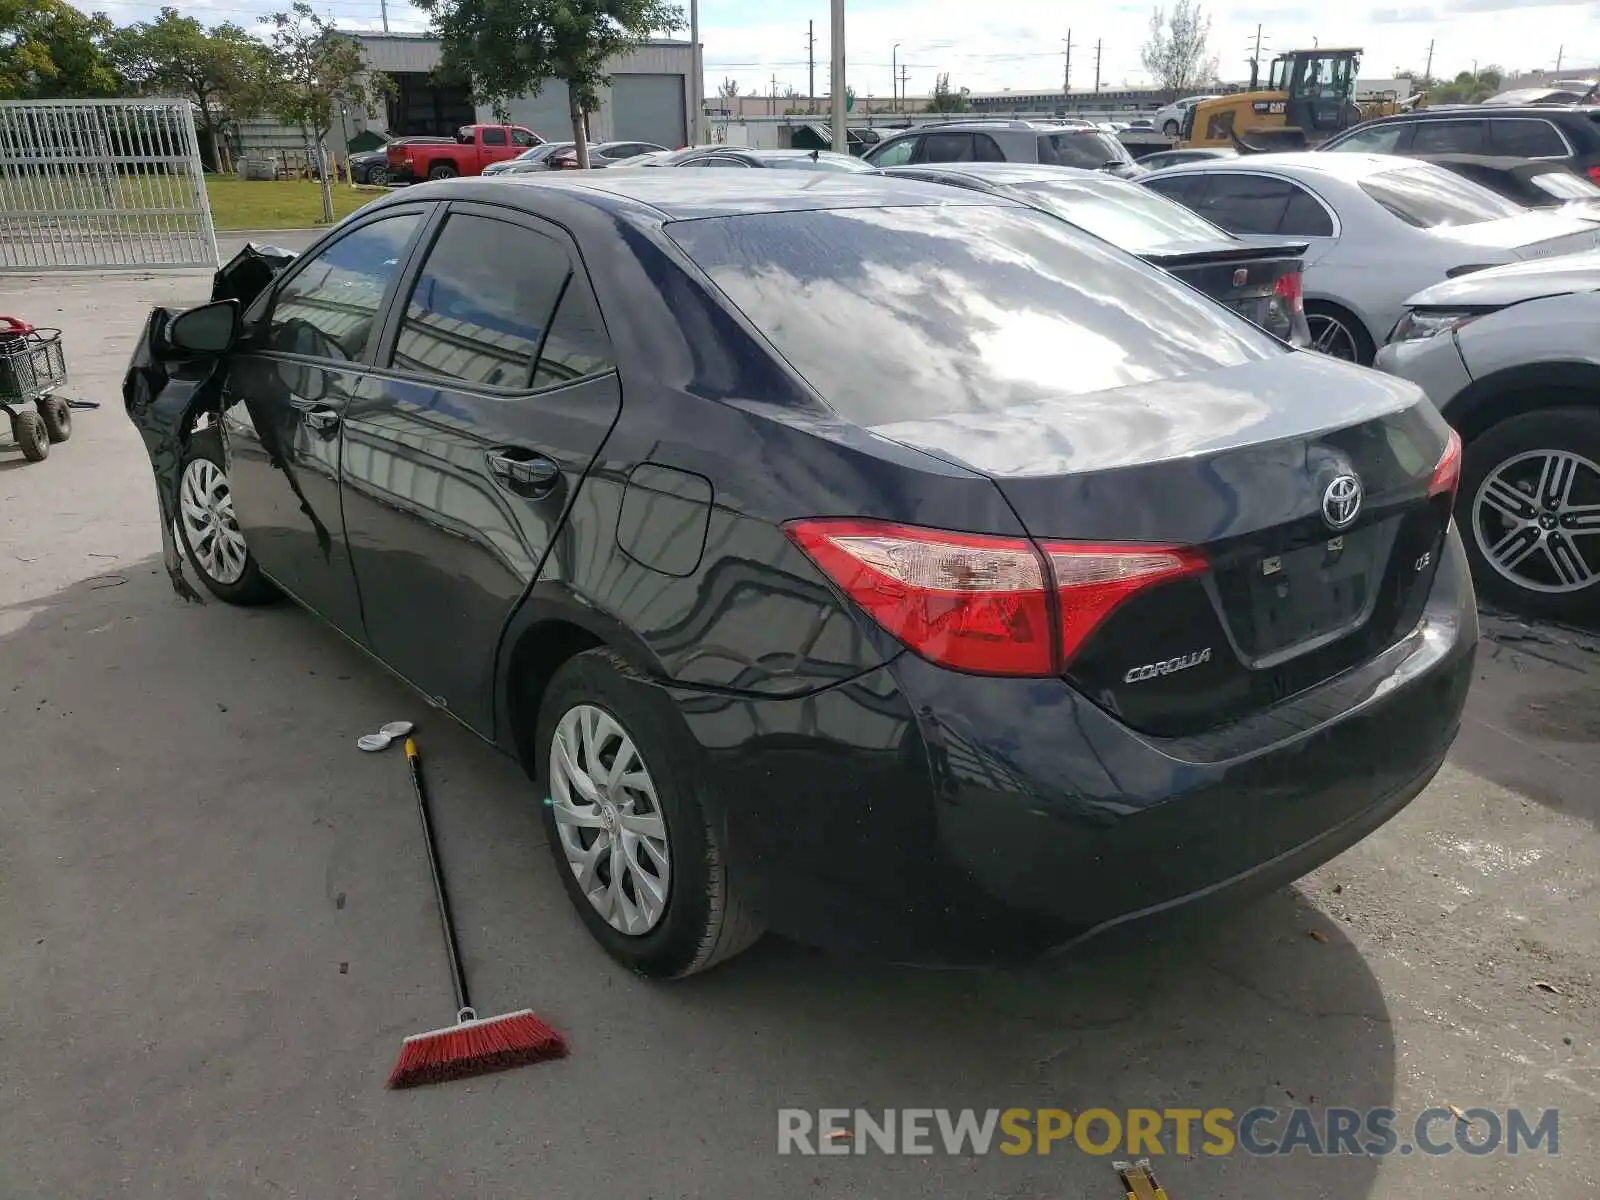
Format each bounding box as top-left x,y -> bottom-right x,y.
124,172 -> 1476,977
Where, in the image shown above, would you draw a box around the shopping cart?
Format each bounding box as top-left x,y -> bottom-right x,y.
0,316 -> 72,463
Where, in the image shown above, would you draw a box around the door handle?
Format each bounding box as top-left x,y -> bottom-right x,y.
486,448 -> 560,494
301,406 -> 341,435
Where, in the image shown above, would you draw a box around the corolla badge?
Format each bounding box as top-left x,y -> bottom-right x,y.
1322,474 -> 1363,530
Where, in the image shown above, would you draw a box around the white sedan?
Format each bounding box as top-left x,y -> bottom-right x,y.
1141,152 -> 1600,364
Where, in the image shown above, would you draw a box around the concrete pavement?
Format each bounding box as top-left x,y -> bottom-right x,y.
0,263 -> 1596,1199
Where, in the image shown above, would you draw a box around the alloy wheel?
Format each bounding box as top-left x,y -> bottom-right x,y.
548,703 -> 672,936
179,457 -> 248,584
1472,448 -> 1600,595
1306,313 -> 1361,361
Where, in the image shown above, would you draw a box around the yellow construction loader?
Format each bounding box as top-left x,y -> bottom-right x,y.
1181,48 -> 1406,151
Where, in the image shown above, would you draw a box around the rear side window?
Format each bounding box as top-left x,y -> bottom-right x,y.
393,213 -> 570,388
1038,131 -> 1132,168
665,205 -> 1281,427
1280,187 -> 1335,237
1490,118 -> 1568,157
1198,174 -> 1295,234
534,277 -> 615,388
1326,122 -> 1412,153
919,133 -> 976,162
973,133 -> 1005,162
1360,164 -> 1525,228
482,128 -> 507,146
1409,119 -> 1488,154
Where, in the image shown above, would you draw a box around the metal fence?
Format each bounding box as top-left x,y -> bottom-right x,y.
0,98 -> 219,272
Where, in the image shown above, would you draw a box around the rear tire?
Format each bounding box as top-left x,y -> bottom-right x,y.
1305,301 -> 1375,366
1457,407 -> 1600,624
426,163 -> 459,180
174,430 -> 280,606
12,409 -> 48,461
38,394 -> 71,443
535,648 -> 761,978
369,165 -> 389,186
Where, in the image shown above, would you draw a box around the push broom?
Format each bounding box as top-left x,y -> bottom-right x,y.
387,737 -> 567,1088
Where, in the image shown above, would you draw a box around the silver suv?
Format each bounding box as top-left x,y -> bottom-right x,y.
861,119 -> 1141,177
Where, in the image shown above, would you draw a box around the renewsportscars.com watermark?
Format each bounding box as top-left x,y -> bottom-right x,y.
777,1107 -> 1560,1157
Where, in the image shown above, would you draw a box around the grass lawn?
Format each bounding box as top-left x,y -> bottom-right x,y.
204,178 -> 387,230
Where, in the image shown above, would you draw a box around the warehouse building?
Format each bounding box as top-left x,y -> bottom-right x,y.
349,32 -> 697,151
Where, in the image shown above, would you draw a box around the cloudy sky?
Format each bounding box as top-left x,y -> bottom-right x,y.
97,0 -> 1600,98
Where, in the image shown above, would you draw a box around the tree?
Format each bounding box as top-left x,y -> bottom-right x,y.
927,72 -> 968,113
717,76 -> 739,99
1429,64 -> 1505,105
0,0 -> 120,99
260,4 -> 391,223
106,8 -> 269,171
416,0 -> 685,170
1140,0 -> 1217,98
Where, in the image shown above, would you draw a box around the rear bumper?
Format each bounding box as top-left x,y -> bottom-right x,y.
675,524 -> 1477,965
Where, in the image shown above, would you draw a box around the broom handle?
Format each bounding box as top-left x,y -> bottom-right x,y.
405,738 -> 474,1019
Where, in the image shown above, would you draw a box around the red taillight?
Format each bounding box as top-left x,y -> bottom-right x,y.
784,519 -> 1206,676
1586,165 -> 1600,185
1274,270 -> 1305,315
1429,428 -> 1463,503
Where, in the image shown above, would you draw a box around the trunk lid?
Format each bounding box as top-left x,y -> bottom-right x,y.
1147,241 -> 1307,343
1433,208 -> 1600,260
870,353 -> 1455,736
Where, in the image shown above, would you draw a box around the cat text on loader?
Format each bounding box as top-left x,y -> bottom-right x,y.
1181,48 -> 1371,152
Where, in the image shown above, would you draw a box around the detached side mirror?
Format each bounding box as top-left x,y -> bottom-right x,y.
166,299 -> 240,357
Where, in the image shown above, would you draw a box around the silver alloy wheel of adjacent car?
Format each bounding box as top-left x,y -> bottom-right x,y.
179,457 -> 249,585
1472,448 -> 1600,594
1307,312 -> 1361,361
548,703 -> 672,936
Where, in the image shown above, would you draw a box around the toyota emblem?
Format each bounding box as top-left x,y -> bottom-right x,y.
1232,267 -> 1249,286
1322,474 -> 1363,529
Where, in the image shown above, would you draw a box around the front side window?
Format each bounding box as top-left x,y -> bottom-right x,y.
867,137 -> 915,167
1360,163 -> 1525,228
269,213 -> 423,362
510,128 -> 538,147
1325,122 -> 1412,153
665,204 -> 1282,428
393,214 -> 570,388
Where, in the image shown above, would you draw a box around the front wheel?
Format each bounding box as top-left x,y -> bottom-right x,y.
12,409 -> 48,461
1458,407 -> 1600,623
1305,302 -> 1374,366
426,162 -> 459,180
535,648 -> 761,978
175,431 -> 280,605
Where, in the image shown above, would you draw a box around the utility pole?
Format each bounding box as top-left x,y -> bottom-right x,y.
1063,30 -> 1072,92
808,21 -> 816,113
893,42 -> 900,112
898,65 -> 910,108
1556,44 -> 1565,72
379,0 -> 388,32
1424,38 -> 1434,81
770,74 -> 778,117
1094,39 -> 1103,92
830,0 -> 846,153
690,0 -> 702,144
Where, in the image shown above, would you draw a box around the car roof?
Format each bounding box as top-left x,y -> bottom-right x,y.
1355,104 -> 1600,123
1147,152 -> 1414,181
890,162 -> 1106,186
436,170 -> 1012,221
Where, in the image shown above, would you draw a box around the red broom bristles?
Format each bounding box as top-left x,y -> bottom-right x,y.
387,1009 -> 567,1089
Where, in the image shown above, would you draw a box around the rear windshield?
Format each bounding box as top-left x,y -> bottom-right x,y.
1037,130 -> 1134,169
758,153 -> 873,172
1532,171 -> 1600,200
1014,177 -> 1234,253
1360,164 -> 1526,228
665,204 -> 1282,426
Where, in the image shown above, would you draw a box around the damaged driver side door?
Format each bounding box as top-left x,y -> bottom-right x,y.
220,208 -> 429,638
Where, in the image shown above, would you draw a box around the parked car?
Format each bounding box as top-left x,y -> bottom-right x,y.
882,162 -> 1311,345
350,137 -> 453,185
1376,251 -> 1600,620
1318,105 -> 1600,185
1413,155 -> 1600,208
544,141 -> 671,170
125,172 -> 1474,978
1136,146 -> 1237,172
862,119 -> 1142,178
482,142 -> 575,176
387,124 -> 542,182
1481,85 -> 1596,107
1153,95 -> 1220,138
663,147 -> 873,171
1142,152 -> 1600,364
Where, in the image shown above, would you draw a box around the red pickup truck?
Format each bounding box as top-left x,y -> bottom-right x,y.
388,125 -> 543,182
